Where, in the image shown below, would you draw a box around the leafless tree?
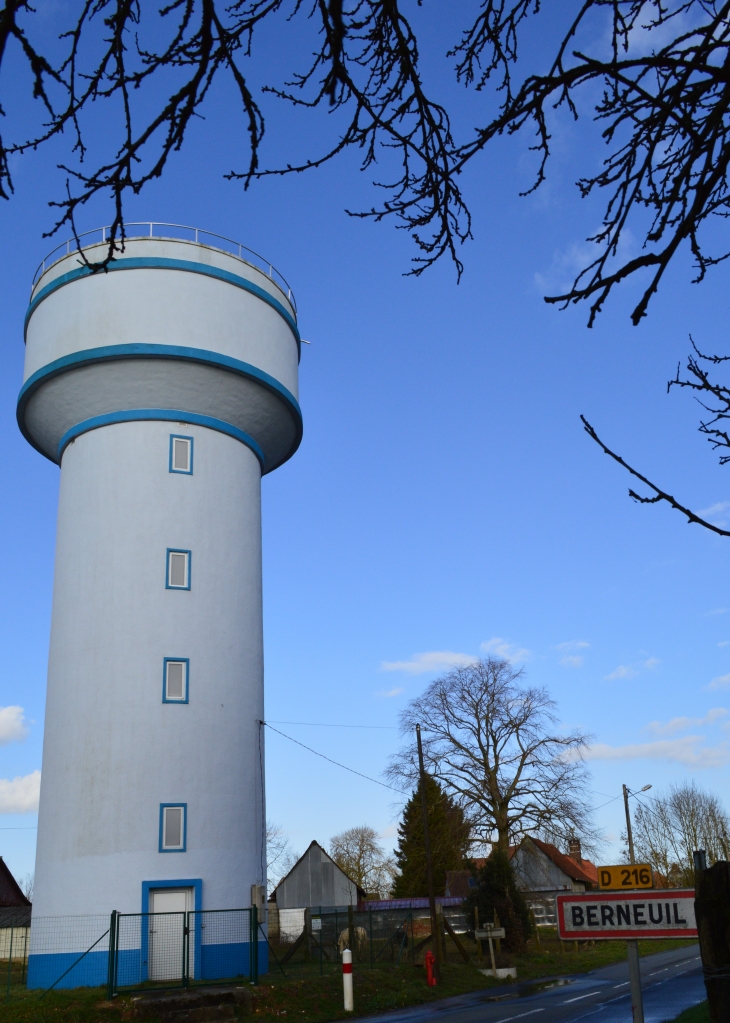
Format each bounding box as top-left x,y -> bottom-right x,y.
2,1 -> 729,320
386,657 -> 595,856
18,871 -> 33,902
329,825 -> 396,899
266,820 -> 299,895
631,783 -> 730,887
583,339 -> 730,538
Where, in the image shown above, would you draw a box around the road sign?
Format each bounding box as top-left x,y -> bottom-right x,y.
474,928 -> 505,940
557,889 -> 697,940
598,864 -> 653,889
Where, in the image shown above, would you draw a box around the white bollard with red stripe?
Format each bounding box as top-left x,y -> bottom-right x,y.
342,948 -> 354,1011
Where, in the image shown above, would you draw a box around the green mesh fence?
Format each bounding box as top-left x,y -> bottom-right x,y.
109,907 -> 258,996
269,907 -> 420,976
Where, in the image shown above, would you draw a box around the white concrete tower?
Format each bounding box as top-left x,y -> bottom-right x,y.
18,227 -> 301,934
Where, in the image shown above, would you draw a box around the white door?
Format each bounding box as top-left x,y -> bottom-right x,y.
149,888 -> 193,981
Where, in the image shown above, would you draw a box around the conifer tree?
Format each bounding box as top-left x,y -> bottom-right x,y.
392,775 -> 470,898
465,850 -> 531,953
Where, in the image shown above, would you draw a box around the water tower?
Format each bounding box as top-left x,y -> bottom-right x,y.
18,225 -> 301,977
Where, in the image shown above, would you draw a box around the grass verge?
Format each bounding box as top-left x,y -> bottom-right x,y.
663,1004 -> 709,1023
0,934 -> 698,1023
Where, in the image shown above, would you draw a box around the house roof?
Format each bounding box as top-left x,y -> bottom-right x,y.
0,858 -> 30,908
519,837 -> 598,887
271,840 -> 367,901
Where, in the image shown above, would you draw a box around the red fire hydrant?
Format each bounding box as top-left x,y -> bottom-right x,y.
425,949 -> 437,987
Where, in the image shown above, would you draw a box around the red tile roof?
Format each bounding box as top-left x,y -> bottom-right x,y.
525,837 -> 598,887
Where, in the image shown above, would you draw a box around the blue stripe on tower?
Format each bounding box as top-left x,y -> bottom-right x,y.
25,256 -> 300,355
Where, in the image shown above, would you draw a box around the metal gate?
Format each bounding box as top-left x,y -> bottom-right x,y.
108,907 -> 257,995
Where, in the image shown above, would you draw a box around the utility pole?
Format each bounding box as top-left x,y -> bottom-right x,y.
416,724 -> 441,979
623,784 -> 645,1023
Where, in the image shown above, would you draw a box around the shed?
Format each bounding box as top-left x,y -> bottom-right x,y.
271,841 -> 365,910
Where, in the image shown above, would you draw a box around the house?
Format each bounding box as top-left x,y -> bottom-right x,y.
444,838 -> 598,928
510,837 -> 598,925
444,859 -> 487,899
269,842 -> 366,941
0,858 -> 31,962
0,856 -> 31,922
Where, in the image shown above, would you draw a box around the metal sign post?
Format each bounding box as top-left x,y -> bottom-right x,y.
475,927 -> 505,977
556,890 -> 698,941
598,865 -> 653,890
557,885 -> 698,1019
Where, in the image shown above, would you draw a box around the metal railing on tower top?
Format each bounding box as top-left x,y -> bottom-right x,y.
31,222 -> 296,313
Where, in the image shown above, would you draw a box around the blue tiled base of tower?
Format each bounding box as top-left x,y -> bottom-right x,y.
26,942 -> 268,990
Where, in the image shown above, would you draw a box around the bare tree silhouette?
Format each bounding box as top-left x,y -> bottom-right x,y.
2,1 -> 729,323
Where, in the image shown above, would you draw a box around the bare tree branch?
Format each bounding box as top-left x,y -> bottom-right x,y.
4,1 -> 730,316
386,657 -> 595,854
632,783 -> 730,886
582,412 -> 730,537
330,825 -> 396,898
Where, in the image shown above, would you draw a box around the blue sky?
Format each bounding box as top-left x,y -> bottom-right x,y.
0,3 -> 729,883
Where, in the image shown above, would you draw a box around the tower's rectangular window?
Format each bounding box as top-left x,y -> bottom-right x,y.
163,659 -> 189,703
160,804 -> 187,852
170,435 -> 193,474
166,549 -> 191,589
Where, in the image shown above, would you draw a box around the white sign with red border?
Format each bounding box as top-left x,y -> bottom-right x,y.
556,889 -> 697,940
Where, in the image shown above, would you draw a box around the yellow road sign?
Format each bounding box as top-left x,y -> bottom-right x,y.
597,864 -> 653,890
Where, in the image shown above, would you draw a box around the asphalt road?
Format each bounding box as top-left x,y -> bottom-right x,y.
358,945 -> 705,1023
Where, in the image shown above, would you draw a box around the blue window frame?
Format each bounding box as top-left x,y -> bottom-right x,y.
169,435 -> 194,474
166,549 -> 191,590
159,803 -> 187,852
162,658 -> 189,703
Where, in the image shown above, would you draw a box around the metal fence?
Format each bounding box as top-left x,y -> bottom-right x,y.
3,903 -> 460,1000
0,907 -> 265,1000
26,914 -> 111,993
268,905 -> 449,976
31,222 -> 297,311
0,925 -> 29,1000
109,907 -> 261,995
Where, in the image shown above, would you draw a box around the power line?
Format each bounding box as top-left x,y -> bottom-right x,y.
593,793 -> 623,811
266,720 -> 398,730
262,722 -> 405,793
0,827 -> 37,830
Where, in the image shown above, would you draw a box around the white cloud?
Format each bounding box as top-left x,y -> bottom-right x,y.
381,651 -> 477,675
377,687 -> 404,698
605,658 -> 660,680
605,664 -> 636,680
646,708 -> 728,737
707,674 -> 730,691
556,641 -> 589,667
0,771 -> 41,814
706,608 -> 728,616
381,639 -> 530,674
584,738 -> 729,769
535,230 -> 637,296
718,641 -> 730,648
481,638 -> 530,663
0,707 -> 28,745
697,502 -> 730,527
